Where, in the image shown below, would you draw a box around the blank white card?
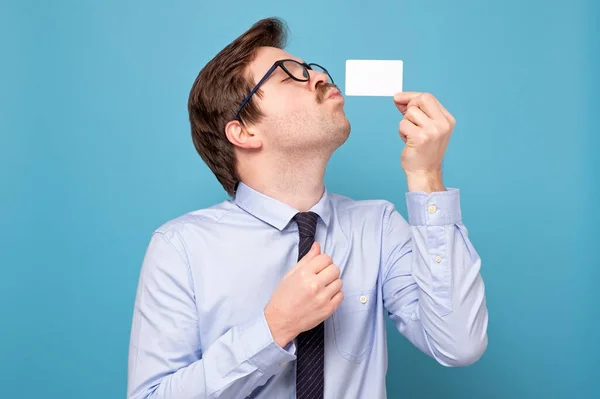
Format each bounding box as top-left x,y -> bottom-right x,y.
344,60 -> 403,96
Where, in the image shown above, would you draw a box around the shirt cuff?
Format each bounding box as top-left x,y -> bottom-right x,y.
239,312 -> 297,374
406,188 -> 462,226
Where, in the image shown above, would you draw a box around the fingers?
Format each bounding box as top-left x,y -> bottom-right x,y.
426,95 -> 452,123
439,104 -> 456,127
399,118 -> 420,143
294,244 -> 334,275
394,92 -> 452,125
308,253 -> 334,274
316,263 -> 340,286
404,105 -> 429,127
393,92 -> 420,114
409,93 -> 445,121
394,92 -> 421,106
323,276 -> 343,299
329,290 -> 344,311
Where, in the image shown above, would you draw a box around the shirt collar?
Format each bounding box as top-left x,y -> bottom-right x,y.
234,181 -> 332,231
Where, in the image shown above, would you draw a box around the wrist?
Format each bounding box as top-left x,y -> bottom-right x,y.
264,306 -> 295,348
406,170 -> 445,193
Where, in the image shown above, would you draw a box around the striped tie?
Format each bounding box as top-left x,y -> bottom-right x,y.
293,211 -> 324,399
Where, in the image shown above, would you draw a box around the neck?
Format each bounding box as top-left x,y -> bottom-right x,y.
238,152 -> 328,211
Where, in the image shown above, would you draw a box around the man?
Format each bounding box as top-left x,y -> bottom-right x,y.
127,17 -> 488,399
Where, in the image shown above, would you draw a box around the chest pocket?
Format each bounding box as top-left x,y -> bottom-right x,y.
331,288 -> 377,363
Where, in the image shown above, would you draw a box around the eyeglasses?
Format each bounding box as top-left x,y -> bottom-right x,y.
234,59 -> 334,120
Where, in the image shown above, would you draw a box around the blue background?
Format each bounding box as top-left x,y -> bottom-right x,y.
2,0 -> 598,398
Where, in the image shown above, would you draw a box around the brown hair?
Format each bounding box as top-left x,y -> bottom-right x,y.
187,17 -> 289,197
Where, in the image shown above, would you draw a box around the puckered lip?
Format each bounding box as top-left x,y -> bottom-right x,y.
327,88 -> 343,99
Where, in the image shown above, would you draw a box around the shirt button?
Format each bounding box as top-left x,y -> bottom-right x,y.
359,295 -> 368,304
434,255 -> 442,263
428,204 -> 437,214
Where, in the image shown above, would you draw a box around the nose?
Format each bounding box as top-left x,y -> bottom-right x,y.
308,69 -> 330,92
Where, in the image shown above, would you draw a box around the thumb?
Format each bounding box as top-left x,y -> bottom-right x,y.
301,242 -> 321,262
393,91 -> 421,104
393,91 -> 421,114
290,242 -> 321,272
308,241 -> 321,257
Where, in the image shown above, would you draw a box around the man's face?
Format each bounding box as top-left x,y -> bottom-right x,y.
244,46 -> 351,155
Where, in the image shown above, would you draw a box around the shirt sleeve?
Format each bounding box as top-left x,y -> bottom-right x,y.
381,188 -> 489,367
127,231 -> 296,399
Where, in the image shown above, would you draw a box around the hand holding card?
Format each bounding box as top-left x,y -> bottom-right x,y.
343,59 -> 454,192
394,91 -> 455,192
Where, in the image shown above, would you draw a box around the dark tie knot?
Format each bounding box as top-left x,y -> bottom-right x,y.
294,211 -> 319,238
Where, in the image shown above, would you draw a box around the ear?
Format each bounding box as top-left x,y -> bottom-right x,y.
224,120 -> 262,150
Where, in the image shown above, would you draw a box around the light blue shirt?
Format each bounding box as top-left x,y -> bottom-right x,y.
127,182 -> 488,399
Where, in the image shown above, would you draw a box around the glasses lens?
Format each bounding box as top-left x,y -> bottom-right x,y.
282,60 -> 309,81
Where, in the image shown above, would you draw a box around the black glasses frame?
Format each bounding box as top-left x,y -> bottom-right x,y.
234,59 -> 334,120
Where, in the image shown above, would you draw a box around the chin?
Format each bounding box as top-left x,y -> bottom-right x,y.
329,119 -> 351,148
339,116 -> 352,137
